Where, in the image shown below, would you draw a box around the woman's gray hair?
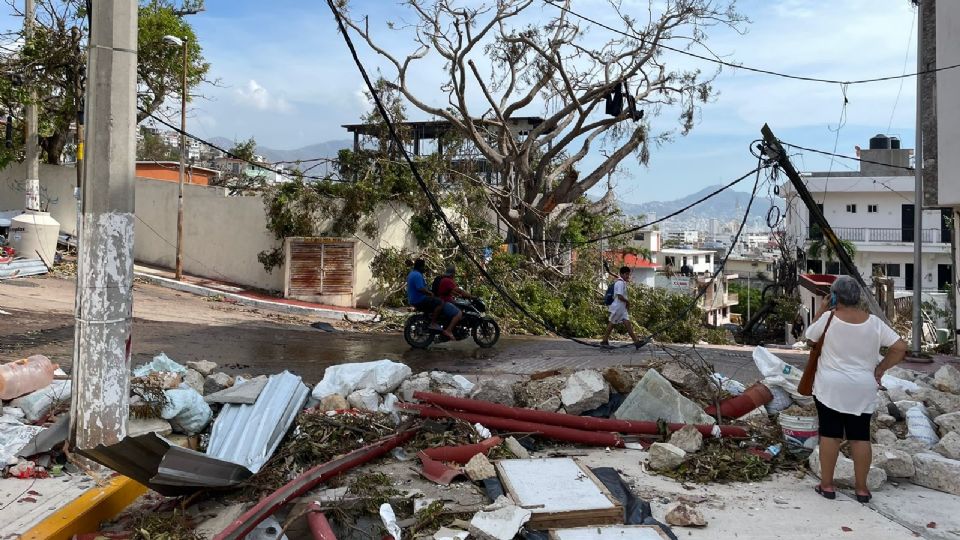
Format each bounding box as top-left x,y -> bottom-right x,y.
831,275 -> 861,306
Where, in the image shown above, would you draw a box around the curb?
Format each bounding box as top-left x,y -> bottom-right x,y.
134,272 -> 376,322
21,475 -> 146,540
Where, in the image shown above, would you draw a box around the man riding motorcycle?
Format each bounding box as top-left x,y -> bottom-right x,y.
434,265 -> 476,340
406,259 -> 443,331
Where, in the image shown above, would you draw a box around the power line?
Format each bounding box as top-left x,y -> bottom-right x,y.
888,8 -> 917,133
139,108 -> 349,184
778,141 -> 914,171
821,84 -> 849,205
542,0 -> 959,86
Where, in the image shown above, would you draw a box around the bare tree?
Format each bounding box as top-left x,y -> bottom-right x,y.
336,0 -> 745,262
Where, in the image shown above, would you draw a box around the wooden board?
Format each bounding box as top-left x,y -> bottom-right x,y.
549,525 -> 670,540
496,458 -> 623,529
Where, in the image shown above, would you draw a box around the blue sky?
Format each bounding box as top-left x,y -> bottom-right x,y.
9,1 -> 924,202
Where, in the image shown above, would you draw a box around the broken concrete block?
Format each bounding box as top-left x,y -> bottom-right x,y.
468,504 -> 532,540
875,414 -> 896,428
464,453 -> 496,481
935,412 -> 960,435
127,417 -> 173,438
399,376 -> 431,402
614,369 -> 716,425
560,370 -> 609,415
183,369 -> 205,395
603,367 -> 640,394
648,442 -> 687,471
886,386 -> 911,403
910,388 -> 960,416
871,445 -> 916,478
186,360 -> 218,377
809,446 -> 886,490
204,376 -> 268,405
319,394 -> 349,412
934,365 -> 960,394
661,363 -> 701,389
434,527 -> 469,540
471,379 -> 516,407
347,388 -> 381,412
669,425 -> 704,453
665,503 -> 707,527
504,437 -> 530,459
431,371 -> 476,398
204,372 -> 234,395
534,395 -> 562,412
912,452 -> 960,496
312,359 -> 412,400
887,366 -> 921,382
874,429 -> 898,446
893,438 -> 930,455
932,431 -> 960,460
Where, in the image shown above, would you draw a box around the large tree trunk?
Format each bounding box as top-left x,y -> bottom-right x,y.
40,133 -> 65,165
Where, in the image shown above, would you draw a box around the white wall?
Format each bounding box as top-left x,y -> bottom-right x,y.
0,164 -> 416,307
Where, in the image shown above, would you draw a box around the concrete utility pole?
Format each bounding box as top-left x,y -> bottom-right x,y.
24,0 -> 39,210
761,124 -> 891,324
71,0 -> 137,450
913,0 -> 924,353
177,38 -> 186,280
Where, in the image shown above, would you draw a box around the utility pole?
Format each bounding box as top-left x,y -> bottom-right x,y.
912,0 -> 924,353
761,124 -> 891,324
24,0 -> 38,210
176,38 -> 187,280
71,0 -> 137,450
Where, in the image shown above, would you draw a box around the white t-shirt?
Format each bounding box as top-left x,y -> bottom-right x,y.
804,312 -> 901,415
609,279 -> 628,312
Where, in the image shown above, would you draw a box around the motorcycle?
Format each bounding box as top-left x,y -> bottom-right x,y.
403,298 -> 501,349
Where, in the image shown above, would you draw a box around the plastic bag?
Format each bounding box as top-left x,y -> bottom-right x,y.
0,416 -> 43,465
312,360 -> 411,400
711,373 -> 746,396
906,405 -> 939,447
752,347 -> 812,404
161,387 -> 212,434
133,352 -> 187,378
766,385 -> 794,414
10,380 -> 72,422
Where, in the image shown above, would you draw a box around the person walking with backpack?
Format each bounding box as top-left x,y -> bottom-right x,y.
600,266 -> 641,349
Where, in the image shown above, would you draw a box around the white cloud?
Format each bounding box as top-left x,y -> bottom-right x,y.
233,79 -> 292,113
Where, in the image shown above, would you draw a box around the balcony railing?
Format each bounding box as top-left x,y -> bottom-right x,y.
813,227 -> 945,244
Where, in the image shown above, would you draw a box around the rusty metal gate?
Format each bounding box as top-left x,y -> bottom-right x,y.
283,237 -> 356,307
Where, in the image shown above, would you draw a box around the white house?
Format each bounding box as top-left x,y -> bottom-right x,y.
780,137 -> 952,292
660,248 -> 715,274
653,272 -> 739,326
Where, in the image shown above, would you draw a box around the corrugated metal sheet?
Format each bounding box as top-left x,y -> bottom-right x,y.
79,432 -> 252,496
286,238 -> 355,301
0,258 -> 48,280
206,371 -> 309,474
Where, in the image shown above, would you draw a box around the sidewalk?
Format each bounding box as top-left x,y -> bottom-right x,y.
133,264 -> 376,322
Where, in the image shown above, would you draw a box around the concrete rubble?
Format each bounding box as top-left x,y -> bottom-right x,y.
560,370 -> 609,415
614,369 -> 716,425
468,503 -> 532,540
668,424 -> 704,453
809,446 -> 887,490
648,443 -> 687,471
932,431 -> 960,460
665,502 -> 707,527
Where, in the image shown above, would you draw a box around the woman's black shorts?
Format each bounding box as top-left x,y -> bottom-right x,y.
814,398 -> 872,441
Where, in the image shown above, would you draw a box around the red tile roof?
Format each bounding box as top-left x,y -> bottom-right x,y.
604,251 -> 658,269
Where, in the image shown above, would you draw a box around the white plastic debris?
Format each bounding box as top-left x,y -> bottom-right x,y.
311,360 -> 411,400
0,416 -> 43,465
161,387 -> 213,435
133,352 -> 187,378
380,503 -> 402,540
753,347 -> 811,404
711,373 -> 746,395
881,374 -> 920,394
10,380 -> 72,423
474,423 -> 492,439
906,405 -> 940,447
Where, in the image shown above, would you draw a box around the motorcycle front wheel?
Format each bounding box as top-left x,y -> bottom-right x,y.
472,319 -> 501,348
404,315 -> 435,349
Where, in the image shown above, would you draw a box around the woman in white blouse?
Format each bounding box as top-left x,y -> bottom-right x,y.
804,276 -> 907,503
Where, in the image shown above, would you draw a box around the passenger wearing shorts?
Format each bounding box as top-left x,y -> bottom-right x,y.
804,275 -> 907,503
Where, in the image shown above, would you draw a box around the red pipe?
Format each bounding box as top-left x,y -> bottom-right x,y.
704,382 -> 774,419
307,504 -> 338,540
420,436 -> 503,464
401,403 -> 625,447
214,430 -> 417,540
411,391 -> 748,438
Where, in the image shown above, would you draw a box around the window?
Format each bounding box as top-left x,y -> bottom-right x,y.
682,257 -> 688,266
808,260 -> 823,273
634,233 -> 645,241
886,263 -> 901,277
826,261 -> 841,274
693,255 -> 700,264
665,256 -> 676,267
868,204 -> 878,213
846,204 -> 857,213
872,263 -> 884,277
872,263 -> 900,277
705,254 -> 712,264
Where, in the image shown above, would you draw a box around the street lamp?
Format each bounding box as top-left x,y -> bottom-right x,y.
163,34 -> 187,281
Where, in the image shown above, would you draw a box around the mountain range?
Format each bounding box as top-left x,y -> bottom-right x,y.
209,137 -> 353,163
616,184 -> 780,224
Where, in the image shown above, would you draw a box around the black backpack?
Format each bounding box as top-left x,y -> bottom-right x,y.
603,281 -> 616,306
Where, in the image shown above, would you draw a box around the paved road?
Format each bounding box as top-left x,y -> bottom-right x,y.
0,275 -> 942,385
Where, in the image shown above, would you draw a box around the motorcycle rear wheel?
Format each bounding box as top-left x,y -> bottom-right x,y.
472,319 -> 501,348
404,315 -> 435,349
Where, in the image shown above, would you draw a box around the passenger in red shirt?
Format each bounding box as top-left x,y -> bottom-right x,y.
435,266 -> 475,339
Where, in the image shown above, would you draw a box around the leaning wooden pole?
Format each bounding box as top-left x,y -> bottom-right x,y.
760,124 -> 890,324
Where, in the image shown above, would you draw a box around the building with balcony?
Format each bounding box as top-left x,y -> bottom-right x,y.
781,135 -> 952,292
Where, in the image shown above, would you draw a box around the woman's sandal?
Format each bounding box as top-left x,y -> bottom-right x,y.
814,485 -> 836,500
855,492 -> 872,503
